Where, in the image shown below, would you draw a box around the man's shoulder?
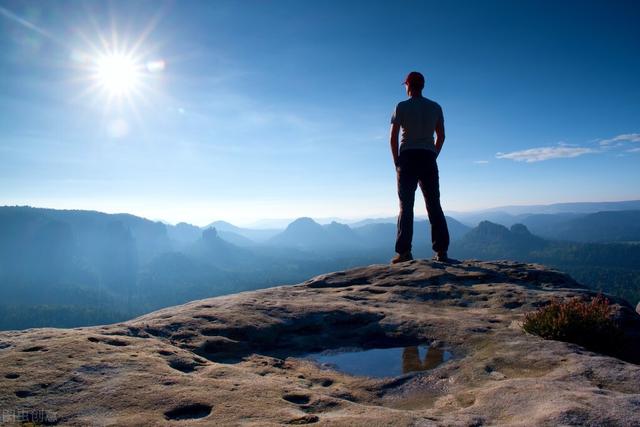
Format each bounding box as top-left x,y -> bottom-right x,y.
422,97 -> 442,109
396,97 -> 443,113
423,98 -> 444,118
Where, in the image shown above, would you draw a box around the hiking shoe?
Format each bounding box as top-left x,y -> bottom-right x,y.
391,251 -> 413,264
433,252 -> 449,263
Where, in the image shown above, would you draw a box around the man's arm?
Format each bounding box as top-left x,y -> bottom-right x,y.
434,115 -> 445,157
390,122 -> 400,166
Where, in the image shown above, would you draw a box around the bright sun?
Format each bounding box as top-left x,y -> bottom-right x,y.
95,53 -> 141,97
74,26 -> 166,111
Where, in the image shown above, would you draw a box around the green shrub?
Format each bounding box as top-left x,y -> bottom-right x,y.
522,295 -> 623,354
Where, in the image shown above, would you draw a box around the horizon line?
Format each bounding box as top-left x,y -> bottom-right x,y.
2,197 -> 640,228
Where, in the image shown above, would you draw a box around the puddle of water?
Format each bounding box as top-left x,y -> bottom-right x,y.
302,345 -> 452,378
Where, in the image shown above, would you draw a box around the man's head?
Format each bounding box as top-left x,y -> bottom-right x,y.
403,71 -> 425,96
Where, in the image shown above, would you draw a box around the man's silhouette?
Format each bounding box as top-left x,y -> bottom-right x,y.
390,71 -> 450,263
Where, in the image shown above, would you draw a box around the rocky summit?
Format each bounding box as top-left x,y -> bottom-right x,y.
1,260 -> 640,426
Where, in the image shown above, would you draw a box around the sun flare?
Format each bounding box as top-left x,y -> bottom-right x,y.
71,19 -> 168,115
94,53 -> 141,97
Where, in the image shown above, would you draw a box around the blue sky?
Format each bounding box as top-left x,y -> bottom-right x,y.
1,0 -> 639,226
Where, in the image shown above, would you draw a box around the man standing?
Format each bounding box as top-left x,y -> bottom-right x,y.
390,71 -> 450,263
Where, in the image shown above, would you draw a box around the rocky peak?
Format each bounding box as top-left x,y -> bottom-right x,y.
474,220 -> 511,238
201,226 -> 218,241
510,223 -> 532,235
1,260 -> 639,425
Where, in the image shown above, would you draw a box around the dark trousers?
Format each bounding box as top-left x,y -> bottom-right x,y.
395,149 -> 450,254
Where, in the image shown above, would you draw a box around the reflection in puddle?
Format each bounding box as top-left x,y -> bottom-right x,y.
302,345 -> 452,378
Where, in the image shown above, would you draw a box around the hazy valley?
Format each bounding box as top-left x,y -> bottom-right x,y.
1,201 -> 639,330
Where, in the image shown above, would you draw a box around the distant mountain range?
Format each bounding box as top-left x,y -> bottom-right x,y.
264,216 -> 470,253
448,199 -> 640,226
450,210 -> 640,243
523,210 -> 640,243
1,203 -> 640,330
3,203 -> 639,255
204,200 -> 640,230
452,199 -> 640,215
210,210 -> 640,248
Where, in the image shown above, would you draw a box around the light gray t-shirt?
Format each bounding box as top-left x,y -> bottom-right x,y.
391,96 -> 443,153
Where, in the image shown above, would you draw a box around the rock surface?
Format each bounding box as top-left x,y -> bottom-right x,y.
1,260 -> 640,426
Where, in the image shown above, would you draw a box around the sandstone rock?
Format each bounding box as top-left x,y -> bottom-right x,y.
1,260 -> 639,426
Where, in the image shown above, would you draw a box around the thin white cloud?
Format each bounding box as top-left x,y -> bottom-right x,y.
496,146 -> 596,163
473,160 -> 489,164
627,147 -> 640,153
599,133 -> 640,146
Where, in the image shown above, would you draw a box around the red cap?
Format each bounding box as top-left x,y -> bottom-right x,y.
403,71 -> 425,87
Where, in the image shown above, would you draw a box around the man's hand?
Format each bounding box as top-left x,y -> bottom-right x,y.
434,116 -> 445,157
390,122 -> 400,167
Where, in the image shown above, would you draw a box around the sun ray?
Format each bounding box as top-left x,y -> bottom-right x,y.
129,6 -> 167,56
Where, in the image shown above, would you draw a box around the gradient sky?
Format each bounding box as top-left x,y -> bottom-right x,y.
1,0 -> 639,226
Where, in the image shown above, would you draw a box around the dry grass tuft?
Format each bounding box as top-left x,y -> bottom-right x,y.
523,295 -> 623,354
